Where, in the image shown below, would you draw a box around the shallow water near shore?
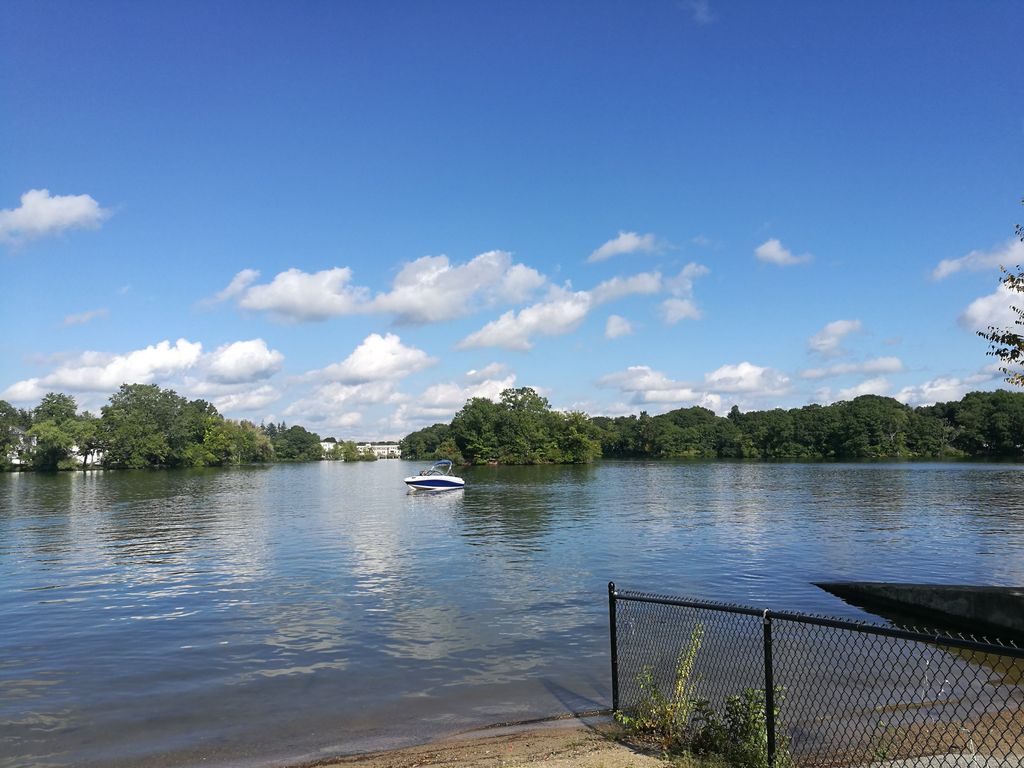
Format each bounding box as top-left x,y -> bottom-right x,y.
2,460 -> 1023,767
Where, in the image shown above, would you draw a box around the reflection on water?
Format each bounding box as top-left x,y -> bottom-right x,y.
1,460 -> 1023,767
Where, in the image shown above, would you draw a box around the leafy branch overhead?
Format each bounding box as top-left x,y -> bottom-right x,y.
978,200 -> 1024,387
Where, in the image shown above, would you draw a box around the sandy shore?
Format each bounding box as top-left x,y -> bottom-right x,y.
300,718 -> 669,768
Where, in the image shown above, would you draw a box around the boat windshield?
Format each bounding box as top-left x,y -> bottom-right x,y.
422,460 -> 453,476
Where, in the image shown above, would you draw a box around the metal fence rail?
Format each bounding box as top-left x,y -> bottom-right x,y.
609,582 -> 1024,767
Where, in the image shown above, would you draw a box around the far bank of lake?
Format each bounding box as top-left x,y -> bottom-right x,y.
2,460 -> 1023,767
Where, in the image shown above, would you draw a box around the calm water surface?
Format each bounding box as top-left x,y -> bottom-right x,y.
2,460 -> 1023,767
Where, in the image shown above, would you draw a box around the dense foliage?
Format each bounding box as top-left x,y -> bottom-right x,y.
402,387 -> 602,464
0,384 -> 330,470
401,388 -> 1024,463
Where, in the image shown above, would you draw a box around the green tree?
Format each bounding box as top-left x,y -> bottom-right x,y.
272,425 -> 322,461
450,398 -> 501,463
0,400 -> 32,469
399,423 -> 452,461
496,387 -> 554,464
72,412 -> 103,469
978,201 -> 1024,387
28,393 -> 81,470
553,410 -> 602,463
100,384 -> 185,468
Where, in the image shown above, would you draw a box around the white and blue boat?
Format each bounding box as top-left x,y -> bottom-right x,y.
403,459 -> 465,491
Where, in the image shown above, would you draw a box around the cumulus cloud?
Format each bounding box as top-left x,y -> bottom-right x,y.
894,369 -> 1000,406
1,338 -> 202,402
703,362 -> 790,395
755,238 -> 812,266
212,269 -> 261,303
460,261 -> 709,348
223,251 -> 545,325
465,362 -> 509,382
458,287 -> 591,350
588,231 -> 664,263
808,319 -> 862,357
391,372 -> 517,430
800,356 -> 903,380
0,188 -> 110,245
239,267 -> 369,322
310,333 -> 437,384
205,339 -> 284,384
372,251 -> 545,323
661,298 -> 702,323
590,271 -> 662,305
931,238 -> 1024,280
658,263 -> 709,323
283,382 -> 407,434
63,308 -> 109,327
597,365 -> 723,411
211,385 -> 282,413
605,315 -> 633,339
666,263 -> 710,296
837,377 -> 890,401
958,284 -> 1021,332
599,366 -> 702,403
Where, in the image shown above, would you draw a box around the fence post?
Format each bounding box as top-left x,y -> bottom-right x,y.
609,581 -> 619,713
763,609 -> 776,768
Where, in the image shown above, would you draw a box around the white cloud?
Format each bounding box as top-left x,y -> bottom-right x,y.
284,381 -> 408,436
800,356 -> 903,380
63,308 -> 109,327
239,267 -> 369,322
958,284 -> 1021,332
666,263 -> 710,296
458,287 -> 591,350
931,238 -> 1024,280
465,362 -> 509,382
704,362 -> 790,395
755,238 -> 812,266
372,251 -> 545,324
496,263 -> 547,304
605,315 -> 633,339
458,261 -> 709,348
226,251 -> 545,325
211,385 -> 282,413
808,319 -> 862,357
588,231 -> 664,263
1,338 -> 202,401
590,271 -> 662,304
895,369 -> 1000,406
212,269 -> 261,302
597,365 -> 723,411
598,366 -> 703,404
0,188 -> 110,245
311,333 -> 436,384
661,298 -> 702,324
1,379 -> 47,403
837,377 -> 890,401
659,263 -> 709,323
205,339 -> 284,384
391,373 -> 517,430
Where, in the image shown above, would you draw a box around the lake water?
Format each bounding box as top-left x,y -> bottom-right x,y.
2,460 -> 1023,767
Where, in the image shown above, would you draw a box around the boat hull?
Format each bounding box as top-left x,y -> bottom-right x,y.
403,476 -> 465,491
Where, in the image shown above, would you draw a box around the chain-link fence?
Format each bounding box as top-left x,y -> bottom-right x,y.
609,583 -> 1024,767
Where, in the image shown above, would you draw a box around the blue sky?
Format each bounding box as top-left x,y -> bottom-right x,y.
2,1 -> 1022,439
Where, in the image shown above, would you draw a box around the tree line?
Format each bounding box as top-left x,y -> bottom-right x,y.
400,388 -> 1024,463
0,383 -> 373,471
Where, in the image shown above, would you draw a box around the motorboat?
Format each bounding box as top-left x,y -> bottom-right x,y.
403,459 -> 465,491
